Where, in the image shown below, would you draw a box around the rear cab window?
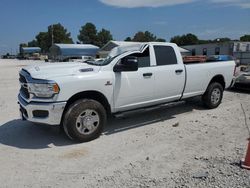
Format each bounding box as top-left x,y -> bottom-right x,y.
153,46 -> 177,66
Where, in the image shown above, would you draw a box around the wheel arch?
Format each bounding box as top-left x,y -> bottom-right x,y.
208,75 -> 226,90
61,90 -> 111,124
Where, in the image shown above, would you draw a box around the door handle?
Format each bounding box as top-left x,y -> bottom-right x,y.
175,69 -> 183,74
143,73 -> 153,77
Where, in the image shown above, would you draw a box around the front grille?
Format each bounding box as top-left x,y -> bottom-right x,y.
20,105 -> 28,118
19,73 -> 30,99
19,73 -> 27,83
20,86 -> 30,99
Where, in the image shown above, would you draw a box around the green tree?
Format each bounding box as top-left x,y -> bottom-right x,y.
35,23 -> 73,52
133,31 -> 157,42
19,43 -> 28,48
170,33 -> 198,46
78,22 -> 98,45
171,34 -> 232,45
156,38 -> 166,42
183,33 -> 199,45
198,39 -> 213,44
124,37 -> 132,41
170,36 -> 181,45
36,32 -> 49,53
144,31 -> 157,41
28,40 -> 38,47
132,31 -> 145,42
240,35 -> 250,42
129,31 -> 165,42
48,23 -> 73,45
97,28 -> 113,47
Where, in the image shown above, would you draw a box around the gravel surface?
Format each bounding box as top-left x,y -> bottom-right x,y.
0,59 -> 250,188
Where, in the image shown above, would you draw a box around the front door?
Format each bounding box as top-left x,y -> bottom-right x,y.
113,47 -> 155,112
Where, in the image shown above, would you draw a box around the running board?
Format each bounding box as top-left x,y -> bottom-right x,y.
114,101 -> 185,118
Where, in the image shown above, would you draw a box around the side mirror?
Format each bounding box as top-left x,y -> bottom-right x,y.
114,56 -> 138,72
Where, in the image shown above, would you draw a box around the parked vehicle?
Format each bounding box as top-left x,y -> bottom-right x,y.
233,66 -> 250,88
1,54 -> 16,59
18,42 -> 236,142
206,55 -> 235,62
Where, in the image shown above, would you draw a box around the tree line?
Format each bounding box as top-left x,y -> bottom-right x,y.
20,22 -> 250,53
170,33 -> 250,46
20,23 -> 114,53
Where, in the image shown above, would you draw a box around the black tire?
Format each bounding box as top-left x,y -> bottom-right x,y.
63,99 -> 107,142
202,82 -> 224,109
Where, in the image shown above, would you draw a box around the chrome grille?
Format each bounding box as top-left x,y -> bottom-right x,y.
19,73 -> 27,83
19,72 -> 30,99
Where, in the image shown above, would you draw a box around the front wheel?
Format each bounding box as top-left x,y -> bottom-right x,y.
202,82 -> 224,109
63,99 -> 107,142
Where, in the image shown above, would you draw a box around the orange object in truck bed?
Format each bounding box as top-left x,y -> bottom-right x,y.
183,56 -> 207,64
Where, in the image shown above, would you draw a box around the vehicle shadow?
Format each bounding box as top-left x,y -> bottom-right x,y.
0,119 -> 74,149
0,97 -> 205,149
103,97 -> 205,135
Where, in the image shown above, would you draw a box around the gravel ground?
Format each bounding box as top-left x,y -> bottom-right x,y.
0,59 -> 250,188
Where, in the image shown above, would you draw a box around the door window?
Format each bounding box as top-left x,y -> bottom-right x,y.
123,47 -> 150,68
154,46 -> 178,66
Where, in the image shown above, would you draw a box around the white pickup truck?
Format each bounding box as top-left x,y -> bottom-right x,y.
18,42 -> 235,142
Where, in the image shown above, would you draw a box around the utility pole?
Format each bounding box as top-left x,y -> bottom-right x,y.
51,24 -> 54,46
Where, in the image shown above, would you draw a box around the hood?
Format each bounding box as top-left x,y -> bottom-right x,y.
23,62 -> 101,80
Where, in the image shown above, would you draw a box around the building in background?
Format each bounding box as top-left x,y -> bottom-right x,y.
49,44 -> 99,61
182,42 -> 250,65
99,41 -> 190,58
20,47 -> 41,54
19,47 -> 41,59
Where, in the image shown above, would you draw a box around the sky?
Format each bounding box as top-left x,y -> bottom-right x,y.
0,0 -> 249,55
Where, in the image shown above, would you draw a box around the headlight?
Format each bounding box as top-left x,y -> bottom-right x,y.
28,83 -> 60,98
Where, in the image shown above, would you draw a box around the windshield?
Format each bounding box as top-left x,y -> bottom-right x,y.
85,43 -> 147,66
85,56 -> 118,66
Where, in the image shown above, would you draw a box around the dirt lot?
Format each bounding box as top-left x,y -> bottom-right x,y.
0,59 -> 250,188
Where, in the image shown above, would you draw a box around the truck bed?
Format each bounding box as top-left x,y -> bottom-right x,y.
182,60 -> 235,99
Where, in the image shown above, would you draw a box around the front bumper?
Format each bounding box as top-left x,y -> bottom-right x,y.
18,94 -> 67,125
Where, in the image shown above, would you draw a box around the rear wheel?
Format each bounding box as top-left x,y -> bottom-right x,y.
202,82 -> 223,109
63,99 -> 107,142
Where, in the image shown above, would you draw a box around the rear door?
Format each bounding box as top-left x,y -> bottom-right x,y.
152,45 -> 185,102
